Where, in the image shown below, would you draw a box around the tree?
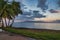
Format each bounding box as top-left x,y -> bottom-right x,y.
0,0 -> 8,27
9,0 -> 22,27
0,0 -> 22,27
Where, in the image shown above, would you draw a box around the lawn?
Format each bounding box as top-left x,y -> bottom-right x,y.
2,27 -> 60,40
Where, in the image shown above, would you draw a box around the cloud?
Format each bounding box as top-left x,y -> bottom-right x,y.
39,12 -> 60,22
14,0 -> 60,22
37,0 -> 48,11
33,10 -> 46,18
23,11 -> 31,15
49,9 -> 60,13
49,9 -> 59,13
57,0 -> 60,7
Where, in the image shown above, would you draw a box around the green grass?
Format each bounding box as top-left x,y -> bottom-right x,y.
2,27 -> 60,40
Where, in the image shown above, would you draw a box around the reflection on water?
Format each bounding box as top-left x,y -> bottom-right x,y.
34,23 -> 60,30
13,22 -> 60,30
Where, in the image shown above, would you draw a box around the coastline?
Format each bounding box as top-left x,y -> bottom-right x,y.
2,27 -> 60,40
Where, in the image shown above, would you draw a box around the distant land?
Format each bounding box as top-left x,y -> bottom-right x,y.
23,20 -> 60,23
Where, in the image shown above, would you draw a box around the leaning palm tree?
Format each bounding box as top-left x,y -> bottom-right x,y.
0,0 -> 8,27
0,0 -> 22,27
9,0 -> 22,27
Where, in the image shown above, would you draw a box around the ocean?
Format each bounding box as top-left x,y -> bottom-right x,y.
13,22 -> 60,30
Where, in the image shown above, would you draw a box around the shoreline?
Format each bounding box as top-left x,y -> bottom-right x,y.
1,27 -> 60,40
12,27 -> 60,32
1,27 -> 60,32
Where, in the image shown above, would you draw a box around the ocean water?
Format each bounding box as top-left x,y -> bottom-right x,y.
13,22 -> 60,30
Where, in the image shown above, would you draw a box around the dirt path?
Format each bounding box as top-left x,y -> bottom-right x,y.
0,32 -> 36,40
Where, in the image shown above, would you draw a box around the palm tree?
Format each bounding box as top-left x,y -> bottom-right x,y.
9,0 -> 22,27
0,0 -> 22,27
0,0 -> 8,27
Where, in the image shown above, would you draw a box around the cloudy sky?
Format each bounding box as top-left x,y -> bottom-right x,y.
9,0 -> 60,22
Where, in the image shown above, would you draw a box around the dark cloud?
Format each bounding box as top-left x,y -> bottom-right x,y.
33,11 -> 46,18
21,3 -> 25,7
16,10 -> 46,21
23,10 -> 46,18
49,9 -> 58,13
23,11 -> 31,15
37,0 -> 48,12
57,0 -> 60,7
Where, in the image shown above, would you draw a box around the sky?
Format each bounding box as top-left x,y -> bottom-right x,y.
9,0 -> 60,22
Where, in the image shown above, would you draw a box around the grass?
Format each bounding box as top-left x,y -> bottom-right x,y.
2,27 -> 60,40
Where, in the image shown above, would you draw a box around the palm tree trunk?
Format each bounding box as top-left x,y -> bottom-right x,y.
5,18 -> 7,27
10,18 -> 15,27
1,18 -> 4,27
8,19 -> 10,26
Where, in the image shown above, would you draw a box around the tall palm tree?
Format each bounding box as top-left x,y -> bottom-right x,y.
0,0 -> 8,27
9,0 -> 22,27
0,0 -> 22,27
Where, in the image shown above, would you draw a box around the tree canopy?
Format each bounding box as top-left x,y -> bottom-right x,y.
0,0 -> 22,27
